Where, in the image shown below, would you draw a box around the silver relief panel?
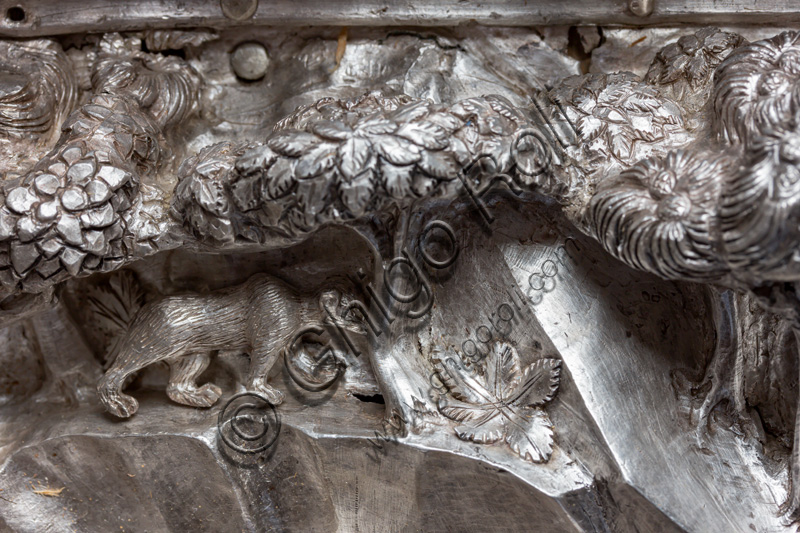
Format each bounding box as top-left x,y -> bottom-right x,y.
0,6 -> 799,533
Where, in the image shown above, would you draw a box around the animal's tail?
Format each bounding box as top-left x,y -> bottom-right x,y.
87,270 -> 145,368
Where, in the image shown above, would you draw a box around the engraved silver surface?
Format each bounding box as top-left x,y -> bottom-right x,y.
0,9 -> 800,533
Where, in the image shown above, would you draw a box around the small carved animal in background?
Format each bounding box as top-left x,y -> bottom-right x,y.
94,272 -> 363,418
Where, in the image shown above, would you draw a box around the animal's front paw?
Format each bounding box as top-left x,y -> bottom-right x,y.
104,394 -> 139,418
167,383 -> 223,408
249,382 -> 285,405
197,383 -> 223,405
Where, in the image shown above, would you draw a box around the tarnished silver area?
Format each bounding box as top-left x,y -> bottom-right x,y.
2,13 -> 800,533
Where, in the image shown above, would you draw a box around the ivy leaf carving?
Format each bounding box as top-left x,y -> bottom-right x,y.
608,128 -> 635,161
295,175 -> 330,219
435,341 -> 562,463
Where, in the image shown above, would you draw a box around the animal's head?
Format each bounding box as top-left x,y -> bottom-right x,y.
318,289 -> 368,335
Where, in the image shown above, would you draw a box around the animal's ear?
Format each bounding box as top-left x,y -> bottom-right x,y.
318,289 -> 341,311
341,320 -> 367,336
319,289 -> 368,335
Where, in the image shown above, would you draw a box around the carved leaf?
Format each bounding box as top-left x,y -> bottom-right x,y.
625,92 -> 664,115
487,341 -> 521,399
435,340 -> 561,463
599,107 -> 629,124
311,120 -> 351,141
489,97 -> 525,123
264,158 -> 297,199
686,54 -> 709,85
396,121 -> 449,150
452,98 -> 508,135
373,135 -> 422,165
630,115 -> 657,142
338,136 -> 372,181
600,85 -> 635,107
357,117 -> 397,135
655,100 -> 683,125
338,169 -> 375,216
425,112 -> 461,132
504,408 -> 554,463
381,162 -> 414,199
295,176 -> 331,220
230,175 -> 261,212
267,131 -> 320,157
450,98 -> 495,124
578,115 -> 604,142
235,144 -> 277,174
438,398 -> 495,424
660,54 -> 691,84
198,181 -> 230,216
417,150 -> 457,179
390,100 -> 431,123
432,353 -> 489,403
507,358 -> 561,407
296,144 -> 337,179
454,413 -> 505,444
608,129 -> 634,161
573,92 -> 597,114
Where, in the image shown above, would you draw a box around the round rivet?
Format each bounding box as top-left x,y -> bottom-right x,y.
220,0 -> 258,21
231,42 -> 269,81
629,0 -> 654,17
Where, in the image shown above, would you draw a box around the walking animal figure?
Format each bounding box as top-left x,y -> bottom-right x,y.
94,272 -> 363,418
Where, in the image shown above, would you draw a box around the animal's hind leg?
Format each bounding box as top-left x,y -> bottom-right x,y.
246,334 -> 284,405
166,353 -> 222,408
98,358 -> 149,418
